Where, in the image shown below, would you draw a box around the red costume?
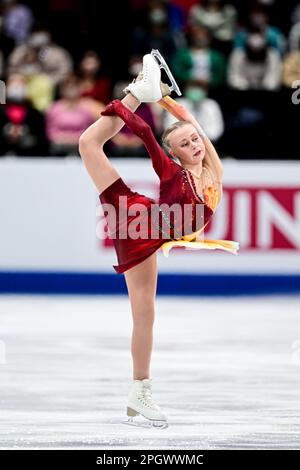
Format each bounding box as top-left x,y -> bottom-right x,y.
99,99 -> 215,274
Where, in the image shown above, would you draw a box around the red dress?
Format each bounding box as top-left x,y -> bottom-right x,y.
99,100 -> 214,274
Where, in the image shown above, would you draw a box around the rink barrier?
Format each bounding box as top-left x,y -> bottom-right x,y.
1,159 -> 300,292
0,271 -> 299,296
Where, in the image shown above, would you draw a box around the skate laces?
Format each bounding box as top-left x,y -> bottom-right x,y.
142,55 -> 151,82
127,56 -> 158,89
134,66 -> 148,84
137,383 -> 159,409
133,71 -> 143,83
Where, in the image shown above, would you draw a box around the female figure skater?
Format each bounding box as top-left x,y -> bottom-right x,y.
79,52 -> 239,428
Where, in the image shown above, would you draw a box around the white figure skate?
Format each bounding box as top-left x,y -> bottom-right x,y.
124,50 -> 181,103
122,378 -> 168,429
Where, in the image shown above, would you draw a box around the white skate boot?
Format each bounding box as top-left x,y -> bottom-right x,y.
124,50 -> 181,103
123,378 -> 168,429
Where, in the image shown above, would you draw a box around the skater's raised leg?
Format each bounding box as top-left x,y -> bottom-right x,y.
79,52 -> 167,195
79,92 -> 140,194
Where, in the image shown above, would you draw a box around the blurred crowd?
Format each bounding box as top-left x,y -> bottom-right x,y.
0,0 -> 300,159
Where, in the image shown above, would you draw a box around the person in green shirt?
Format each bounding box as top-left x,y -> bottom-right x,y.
171,24 -> 227,90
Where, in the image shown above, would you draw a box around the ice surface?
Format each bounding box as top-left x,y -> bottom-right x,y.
0,294 -> 300,449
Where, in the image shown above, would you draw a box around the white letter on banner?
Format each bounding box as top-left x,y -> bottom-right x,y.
258,191 -> 300,248
234,191 -> 251,247
204,192 -> 229,239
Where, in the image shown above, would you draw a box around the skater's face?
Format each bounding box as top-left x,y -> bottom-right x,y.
168,124 -> 205,165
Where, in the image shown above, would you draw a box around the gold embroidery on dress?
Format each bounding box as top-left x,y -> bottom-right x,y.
203,185 -> 219,212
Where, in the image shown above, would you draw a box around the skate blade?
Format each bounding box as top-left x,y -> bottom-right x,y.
151,49 -> 182,97
122,417 -> 168,429
124,407 -> 168,429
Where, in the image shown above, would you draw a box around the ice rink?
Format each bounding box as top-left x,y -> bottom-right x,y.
0,294 -> 300,450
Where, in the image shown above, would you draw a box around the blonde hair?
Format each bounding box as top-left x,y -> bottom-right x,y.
161,120 -> 191,154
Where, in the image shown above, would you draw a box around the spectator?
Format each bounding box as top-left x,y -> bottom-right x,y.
291,2 -> 300,24
228,27 -> 282,90
78,51 -> 112,104
163,83 -> 224,142
79,95 -> 105,122
283,40 -> 300,87
234,3 -> 286,56
0,73 -> 48,156
8,25 -> 73,85
131,0 -> 186,32
171,24 -> 227,90
188,0 -> 237,54
0,0 -> 33,44
131,0 -> 177,60
26,73 -> 55,113
289,4 -> 300,52
288,23 -> 300,53
46,75 -> 95,156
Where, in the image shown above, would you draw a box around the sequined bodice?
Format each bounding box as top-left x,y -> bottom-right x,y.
156,165 -> 216,240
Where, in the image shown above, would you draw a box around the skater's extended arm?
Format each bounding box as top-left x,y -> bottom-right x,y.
101,99 -> 172,178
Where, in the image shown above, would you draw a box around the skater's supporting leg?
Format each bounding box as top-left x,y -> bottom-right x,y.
124,253 -> 158,380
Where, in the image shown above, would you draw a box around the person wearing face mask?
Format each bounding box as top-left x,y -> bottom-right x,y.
228,27 -> 282,90
171,24 -> 227,91
78,51 -> 112,104
131,0 -> 185,33
283,42 -> 300,88
149,3 -> 168,25
0,73 -> 48,156
7,25 -> 73,86
46,74 -> 95,156
163,83 -> 224,143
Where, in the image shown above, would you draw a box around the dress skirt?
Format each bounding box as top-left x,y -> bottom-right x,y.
99,177 -> 167,274
99,177 -> 240,274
